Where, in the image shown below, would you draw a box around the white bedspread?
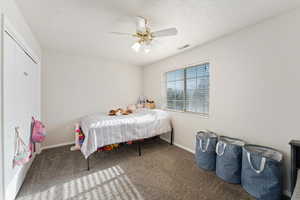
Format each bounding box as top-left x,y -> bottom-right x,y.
80,109 -> 172,158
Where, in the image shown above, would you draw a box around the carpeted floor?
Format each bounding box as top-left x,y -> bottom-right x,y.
16,138 -> 254,200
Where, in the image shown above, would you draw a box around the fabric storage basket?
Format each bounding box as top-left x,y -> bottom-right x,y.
241,144 -> 283,200
195,130 -> 218,171
215,136 -> 245,184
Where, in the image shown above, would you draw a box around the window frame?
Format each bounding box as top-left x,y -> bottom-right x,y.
164,62 -> 210,117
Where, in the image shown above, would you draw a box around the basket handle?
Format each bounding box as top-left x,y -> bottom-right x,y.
199,138 -> 210,152
14,127 -> 28,154
247,152 -> 266,174
14,127 -> 22,156
216,141 -> 226,156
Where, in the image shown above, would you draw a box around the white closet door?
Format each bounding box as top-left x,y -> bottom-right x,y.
25,48 -> 40,121
3,32 -> 19,188
3,31 -> 39,189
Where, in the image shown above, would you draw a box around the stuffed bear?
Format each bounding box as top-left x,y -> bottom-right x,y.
108,108 -> 133,116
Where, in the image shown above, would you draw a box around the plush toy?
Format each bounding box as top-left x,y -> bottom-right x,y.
112,144 -> 119,148
108,110 -> 116,116
108,108 -> 133,116
70,123 -> 81,151
97,143 -> 119,152
145,99 -> 155,109
115,108 -> 123,116
127,104 -> 137,112
103,145 -> 113,151
122,109 -> 133,115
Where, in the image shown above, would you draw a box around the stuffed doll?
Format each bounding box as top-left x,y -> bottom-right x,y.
122,109 -> 133,115
115,108 -> 123,116
108,108 -> 132,116
127,104 -> 137,112
145,99 -> 155,109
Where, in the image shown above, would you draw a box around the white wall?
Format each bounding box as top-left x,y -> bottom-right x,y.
0,1 -> 41,199
42,50 -> 143,147
143,8 -> 300,195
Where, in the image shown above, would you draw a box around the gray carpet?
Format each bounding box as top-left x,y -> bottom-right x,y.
16,138 -> 253,200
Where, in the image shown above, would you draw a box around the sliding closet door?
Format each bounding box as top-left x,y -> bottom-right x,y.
3,30 -> 40,197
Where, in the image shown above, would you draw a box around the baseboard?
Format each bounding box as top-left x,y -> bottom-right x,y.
160,137 -> 195,154
41,141 -> 74,151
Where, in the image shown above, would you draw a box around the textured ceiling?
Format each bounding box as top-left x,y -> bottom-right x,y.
16,0 -> 300,66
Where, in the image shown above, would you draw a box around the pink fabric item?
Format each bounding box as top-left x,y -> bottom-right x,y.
31,117 -> 46,143
13,127 -> 31,167
13,156 -> 30,167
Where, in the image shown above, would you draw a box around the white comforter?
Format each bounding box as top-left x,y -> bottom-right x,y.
80,109 -> 172,158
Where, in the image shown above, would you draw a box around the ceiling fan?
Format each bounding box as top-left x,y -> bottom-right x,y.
110,16 -> 178,54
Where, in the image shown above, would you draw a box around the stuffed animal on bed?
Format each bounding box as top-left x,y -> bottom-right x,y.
108,108 -> 133,116
145,99 -> 156,109
108,108 -> 124,116
122,109 -> 133,115
127,104 -> 137,112
108,110 -> 116,116
115,108 -> 123,116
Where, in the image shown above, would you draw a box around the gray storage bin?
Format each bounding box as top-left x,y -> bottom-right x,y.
216,136 -> 245,184
195,130 -> 218,171
241,144 -> 283,200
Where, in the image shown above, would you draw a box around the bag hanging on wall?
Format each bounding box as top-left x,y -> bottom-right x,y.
31,117 -> 46,143
13,127 -> 31,167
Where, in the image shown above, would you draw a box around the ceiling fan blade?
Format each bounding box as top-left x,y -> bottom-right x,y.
152,28 -> 178,37
136,16 -> 147,33
110,32 -> 135,36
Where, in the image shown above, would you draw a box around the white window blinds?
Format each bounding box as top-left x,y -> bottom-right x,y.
165,63 -> 209,116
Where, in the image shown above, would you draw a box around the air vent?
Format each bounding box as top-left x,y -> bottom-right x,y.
178,44 -> 190,50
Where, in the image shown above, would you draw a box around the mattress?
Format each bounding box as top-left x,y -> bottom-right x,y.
80,109 -> 172,158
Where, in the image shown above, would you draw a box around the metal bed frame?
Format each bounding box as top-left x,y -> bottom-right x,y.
86,128 -> 174,170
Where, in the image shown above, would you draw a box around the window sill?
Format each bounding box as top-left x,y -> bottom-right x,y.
163,108 -> 209,119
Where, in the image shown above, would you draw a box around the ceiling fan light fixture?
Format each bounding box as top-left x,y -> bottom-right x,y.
132,42 -> 141,52
112,16 -> 178,54
132,41 -> 151,54
142,41 -> 152,54
141,44 -> 151,54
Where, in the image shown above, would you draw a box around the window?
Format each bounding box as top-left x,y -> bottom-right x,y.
166,63 -> 209,115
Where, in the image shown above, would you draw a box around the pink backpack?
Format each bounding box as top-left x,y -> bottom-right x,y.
31,117 -> 46,143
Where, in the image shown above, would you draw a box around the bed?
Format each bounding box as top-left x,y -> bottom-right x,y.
79,109 -> 173,170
